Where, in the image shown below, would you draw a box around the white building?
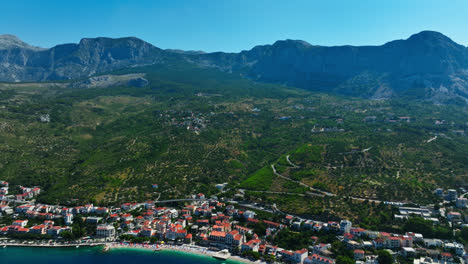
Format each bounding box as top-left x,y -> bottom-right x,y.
96,225 -> 116,238
243,210 -> 256,219
340,220 -> 352,233
65,214 -> 74,225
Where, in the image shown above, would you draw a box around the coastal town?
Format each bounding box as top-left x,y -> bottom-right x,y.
0,180 -> 467,264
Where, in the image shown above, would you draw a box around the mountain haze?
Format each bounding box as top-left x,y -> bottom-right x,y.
1,31 -> 468,103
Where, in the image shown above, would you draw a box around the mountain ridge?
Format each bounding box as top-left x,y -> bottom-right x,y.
1,31 -> 468,104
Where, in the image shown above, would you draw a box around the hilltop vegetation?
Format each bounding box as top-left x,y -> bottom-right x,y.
0,61 -> 467,209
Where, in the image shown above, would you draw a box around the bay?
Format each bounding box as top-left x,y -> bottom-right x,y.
0,246 -> 242,264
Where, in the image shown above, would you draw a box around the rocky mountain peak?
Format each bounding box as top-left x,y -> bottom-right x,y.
0,34 -> 45,50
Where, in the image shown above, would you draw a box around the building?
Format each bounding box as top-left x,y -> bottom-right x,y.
294,249 -> 309,263
304,254 -> 335,264
209,231 -> 226,242
456,198 -> 467,208
386,237 -> 401,249
12,220 -> 28,227
96,225 -> 116,238
447,189 -> 458,201
65,214 -> 74,225
447,212 -> 462,222
340,220 -> 352,234
185,233 -> 192,244
243,210 -> 256,219
241,239 -> 260,252
354,249 -> 365,260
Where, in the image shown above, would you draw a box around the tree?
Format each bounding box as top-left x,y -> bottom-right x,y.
336,256 -> 354,264
377,250 -> 393,264
61,231 -> 74,241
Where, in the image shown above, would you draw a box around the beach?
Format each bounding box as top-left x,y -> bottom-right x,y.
107,242 -> 265,264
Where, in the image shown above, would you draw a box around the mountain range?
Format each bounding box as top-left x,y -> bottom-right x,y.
1,31 -> 468,104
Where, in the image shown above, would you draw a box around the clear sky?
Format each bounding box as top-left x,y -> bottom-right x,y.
1,0 -> 467,52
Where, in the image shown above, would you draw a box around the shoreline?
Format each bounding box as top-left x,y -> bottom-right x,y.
108,243 -> 265,264
0,243 -> 104,248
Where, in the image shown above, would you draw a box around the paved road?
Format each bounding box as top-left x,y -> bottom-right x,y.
154,199 -> 198,204
271,164 -> 335,197
270,164 -> 403,205
286,155 -> 300,168
244,190 -> 324,197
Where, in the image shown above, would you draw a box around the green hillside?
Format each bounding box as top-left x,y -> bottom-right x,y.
0,62 -> 467,207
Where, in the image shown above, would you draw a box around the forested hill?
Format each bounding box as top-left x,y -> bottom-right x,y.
0,62 -> 467,205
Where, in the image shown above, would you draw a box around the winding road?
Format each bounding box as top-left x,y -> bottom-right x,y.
271,164 -> 335,197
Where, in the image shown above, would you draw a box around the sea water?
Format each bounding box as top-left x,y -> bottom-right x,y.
0,246 -> 241,264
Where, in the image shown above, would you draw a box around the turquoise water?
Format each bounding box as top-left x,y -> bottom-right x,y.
0,246 -> 240,264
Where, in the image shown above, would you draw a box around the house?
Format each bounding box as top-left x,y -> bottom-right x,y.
64,214 -> 73,225
140,227 -> 155,237
423,238 -> 443,248
13,220 -> 28,227
121,213 -> 134,222
284,215 -> 294,224
196,219 -> 209,226
185,233 -> 192,244
400,247 -> 416,258
145,201 -> 155,210
263,220 -> 282,229
444,242 -> 466,256
343,233 -> 355,242
447,212 -> 462,222
241,239 -> 260,252
196,193 -> 205,200
0,187 -> 8,195
226,230 -> 244,247
304,254 -> 335,264
386,237 -> 401,249
16,227 -> 30,234
354,249 -> 365,260
85,217 -> 102,224
47,226 -> 65,237
294,248 -> 309,263
350,228 -> 366,237
279,249 -> 309,263
400,236 -> 413,247
95,207 -> 109,215
373,238 -> 384,249
441,252 -> 453,263
235,225 -> 253,234
313,243 -> 331,254
30,225 -> 47,235
243,210 -> 256,219
96,225 -> 116,238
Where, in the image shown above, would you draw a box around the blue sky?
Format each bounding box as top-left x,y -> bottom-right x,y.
1,0 -> 468,52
